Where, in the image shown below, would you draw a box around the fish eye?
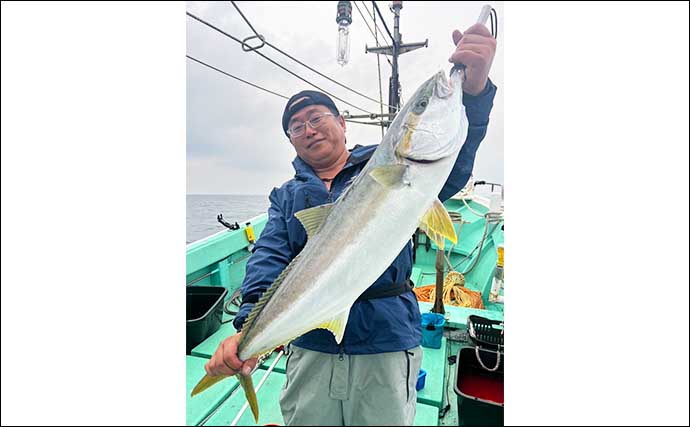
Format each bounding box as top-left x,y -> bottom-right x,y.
419,100 -> 428,108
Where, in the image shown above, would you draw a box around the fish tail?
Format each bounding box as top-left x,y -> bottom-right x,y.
238,372 -> 260,422
190,373 -> 229,397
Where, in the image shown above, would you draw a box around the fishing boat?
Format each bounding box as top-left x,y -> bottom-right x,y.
185,179 -> 505,426
186,1 -> 504,424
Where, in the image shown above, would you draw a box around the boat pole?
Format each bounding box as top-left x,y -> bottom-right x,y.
432,249 -> 445,314
229,349 -> 285,426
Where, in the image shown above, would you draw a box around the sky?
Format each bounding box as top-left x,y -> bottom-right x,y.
186,1 -> 504,195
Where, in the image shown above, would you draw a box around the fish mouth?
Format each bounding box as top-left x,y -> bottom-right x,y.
404,157 -> 437,164
434,70 -> 454,98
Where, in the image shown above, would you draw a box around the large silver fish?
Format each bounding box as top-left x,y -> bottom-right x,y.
191,68 -> 468,421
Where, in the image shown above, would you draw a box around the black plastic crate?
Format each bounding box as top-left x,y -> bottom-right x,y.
186,286 -> 227,354
467,315 -> 504,350
454,345 -> 504,426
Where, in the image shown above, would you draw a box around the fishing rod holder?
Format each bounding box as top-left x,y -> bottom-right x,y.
217,214 -> 240,230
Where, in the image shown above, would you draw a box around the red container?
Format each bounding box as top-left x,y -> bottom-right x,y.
454,345 -> 504,426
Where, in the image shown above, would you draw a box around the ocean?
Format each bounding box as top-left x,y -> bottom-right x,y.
186,185 -> 503,244
186,194 -> 270,244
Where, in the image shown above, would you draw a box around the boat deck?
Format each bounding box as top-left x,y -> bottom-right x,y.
186,197 -> 504,425
187,326 -> 461,426
188,306 -> 496,425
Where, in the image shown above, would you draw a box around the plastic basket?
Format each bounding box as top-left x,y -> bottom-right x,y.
467,315 -> 503,351
186,286 -> 227,354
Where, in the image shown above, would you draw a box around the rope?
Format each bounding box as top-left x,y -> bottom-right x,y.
413,271 -> 484,309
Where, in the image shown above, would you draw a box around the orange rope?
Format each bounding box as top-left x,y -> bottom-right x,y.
413,271 -> 485,309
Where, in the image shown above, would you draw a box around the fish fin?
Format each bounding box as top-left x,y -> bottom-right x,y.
369,164 -> 407,187
238,372 -> 260,423
294,203 -> 334,238
419,198 -> 457,250
317,310 -> 350,344
190,373 -> 230,397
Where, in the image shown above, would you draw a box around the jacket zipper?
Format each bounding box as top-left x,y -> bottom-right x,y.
327,177 -> 335,203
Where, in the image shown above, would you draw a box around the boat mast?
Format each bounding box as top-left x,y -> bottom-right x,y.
364,1 -> 427,129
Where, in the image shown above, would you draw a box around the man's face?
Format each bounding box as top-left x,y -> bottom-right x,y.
287,102 -> 347,169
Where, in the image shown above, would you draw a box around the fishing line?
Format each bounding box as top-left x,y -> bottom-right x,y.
490,7 -> 498,40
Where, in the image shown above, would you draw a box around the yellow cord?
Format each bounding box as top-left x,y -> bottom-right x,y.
413,271 -> 485,309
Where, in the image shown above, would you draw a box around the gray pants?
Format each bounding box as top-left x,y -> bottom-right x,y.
279,345 -> 423,426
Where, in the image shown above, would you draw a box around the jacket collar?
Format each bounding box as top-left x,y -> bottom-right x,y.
292,144 -> 377,181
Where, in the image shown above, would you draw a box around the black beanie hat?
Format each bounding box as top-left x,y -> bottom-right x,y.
282,90 -> 339,137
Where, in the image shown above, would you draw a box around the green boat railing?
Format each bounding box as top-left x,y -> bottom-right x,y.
186,197 -> 504,426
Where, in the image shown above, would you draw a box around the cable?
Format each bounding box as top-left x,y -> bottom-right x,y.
353,2 -> 377,43
371,1 -> 395,46
186,11 -> 376,115
361,1 -> 393,46
352,1 -> 397,129
369,1 -> 386,138
229,0 -> 261,39
187,55 -> 289,100
454,213 -> 502,275
462,197 -> 487,218
188,55 -> 381,127
264,40 -> 394,109
439,341 -> 452,419
229,1 -> 393,110
344,119 -> 388,126
352,1 -> 393,69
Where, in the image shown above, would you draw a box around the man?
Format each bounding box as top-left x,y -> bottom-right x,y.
205,23 -> 497,425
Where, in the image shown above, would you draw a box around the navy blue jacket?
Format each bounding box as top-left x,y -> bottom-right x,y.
234,79 -> 497,354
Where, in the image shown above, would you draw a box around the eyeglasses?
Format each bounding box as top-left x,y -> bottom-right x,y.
287,112 -> 335,138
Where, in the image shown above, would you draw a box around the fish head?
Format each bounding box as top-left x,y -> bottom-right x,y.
392,70 -> 466,163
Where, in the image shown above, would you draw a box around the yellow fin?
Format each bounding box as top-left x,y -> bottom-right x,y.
419,198 -> 457,250
294,203 -> 334,238
238,373 -> 260,423
369,164 -> 407,187
316,310 -> 350,344
191,373 -> 229,397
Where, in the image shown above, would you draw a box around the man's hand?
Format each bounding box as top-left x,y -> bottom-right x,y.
205,332 -> 258,377
448,23 -> 496,96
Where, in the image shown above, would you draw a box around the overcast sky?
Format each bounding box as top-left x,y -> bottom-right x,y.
186,1 -> 504,195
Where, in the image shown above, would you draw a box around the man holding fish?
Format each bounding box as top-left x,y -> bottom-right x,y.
198,21 -> 497,426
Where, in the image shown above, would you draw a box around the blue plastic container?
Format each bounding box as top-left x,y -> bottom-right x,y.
416,368 -> 427,391
421,312 -> 445,349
